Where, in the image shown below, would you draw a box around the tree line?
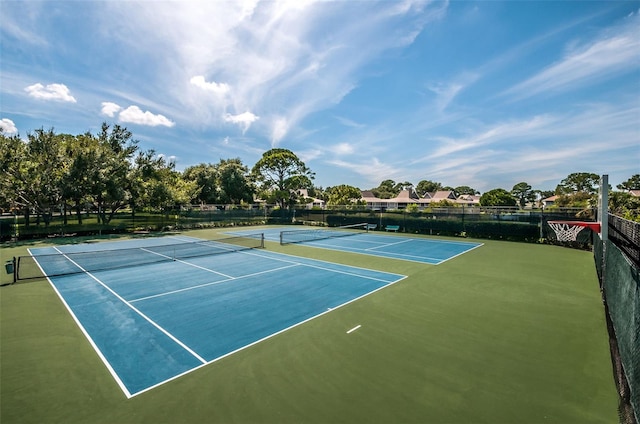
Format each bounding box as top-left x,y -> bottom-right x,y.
2,124 -> 639,228
1,124 -> 334,228
365,173 -> 640,220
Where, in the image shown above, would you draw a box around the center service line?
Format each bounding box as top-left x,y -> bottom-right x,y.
346,325 -> 361,334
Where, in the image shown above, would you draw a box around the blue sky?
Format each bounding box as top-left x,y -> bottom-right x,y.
1,1 -> 638,193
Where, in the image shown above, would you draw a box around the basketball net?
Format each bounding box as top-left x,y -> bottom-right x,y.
548,222 -> 586,242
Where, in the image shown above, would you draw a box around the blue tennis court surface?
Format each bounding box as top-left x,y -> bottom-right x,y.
229,227 -> 483,264
28,236 -> 404,398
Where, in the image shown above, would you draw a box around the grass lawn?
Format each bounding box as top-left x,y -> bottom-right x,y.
0,228 -> 618,423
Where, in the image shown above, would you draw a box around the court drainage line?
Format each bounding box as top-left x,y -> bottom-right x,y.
52,247 -> 207,365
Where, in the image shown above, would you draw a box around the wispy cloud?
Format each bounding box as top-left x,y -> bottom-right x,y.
333,115 -> 365,128
408,99 -> 639,189
100,0 -> 444,144
270,117 -> 289,146
0,2 -> 49,46
425,115 -> 557,160
329,157 -> 406,187
503,12 -> 640,100
25,83 -> 76,102
334,143 -> 355,155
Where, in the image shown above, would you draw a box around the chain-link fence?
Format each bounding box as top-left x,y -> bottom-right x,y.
595,216 -> 640,424
2,205 -> 597,243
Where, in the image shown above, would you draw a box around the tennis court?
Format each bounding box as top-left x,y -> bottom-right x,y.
229,226 -> 483,264
24,235 -> 405,398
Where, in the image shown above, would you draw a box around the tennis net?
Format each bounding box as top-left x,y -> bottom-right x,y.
15,233 -> 264,281
280,223 -> 370,245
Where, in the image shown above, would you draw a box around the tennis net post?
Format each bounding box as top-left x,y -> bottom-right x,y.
2,257 -> 16,285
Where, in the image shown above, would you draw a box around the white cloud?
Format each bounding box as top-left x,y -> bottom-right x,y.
119,106 -> 175,127
157,153 -> 177,164
297,148 -> 323,164
224,111 -> 259,133
334,142 -> 354,155
101,102 -> 122,118
190,76 -> 230,95
25,83 -> 76,102
101,101 -> 174,127
0,118 -> 18,134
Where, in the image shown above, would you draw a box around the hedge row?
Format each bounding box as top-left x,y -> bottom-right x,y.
327,215 -> 541,242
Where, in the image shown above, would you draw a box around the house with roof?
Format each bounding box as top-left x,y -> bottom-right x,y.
541,195 -> 559,208
359,188 -> 479,211
424,190 -> 458,204
360,190 -> 387,211
456,194 -> 481,205
296,189 -> 325,209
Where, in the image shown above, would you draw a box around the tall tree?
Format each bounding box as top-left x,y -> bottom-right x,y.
23,128 -> 67,226
60,132 -> 99,224
511,182 -> 535,208
416,180 -> 442,196
91,123 -> 138,223
617,174 -> 640,191
326,185 -> 363,206
0,130 -> 29,221
183,163 -> 219,204
556,172 -> 600,194
454,186 -> 479,196
217,158 -> 254,204
480,188 -> 516,207
371,179 -> 398,199
251,148 -> 314,209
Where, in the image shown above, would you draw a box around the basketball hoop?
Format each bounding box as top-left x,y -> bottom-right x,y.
548,221 -> 601,242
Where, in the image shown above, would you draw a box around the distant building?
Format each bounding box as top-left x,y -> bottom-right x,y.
456,194 -> 481,206
541,195 -> 558,207
358,189 -> 479,210
296,189 -> 325,209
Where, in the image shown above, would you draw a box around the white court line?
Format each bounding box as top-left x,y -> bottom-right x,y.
436,242 -> 485,265
298,239 -> 445,263
51,247 -> 207,365
28,248 -> 134,398
365,238 -> 413,251
140,247 -> 234,279
238,250 -> 401,284
36,239 -> 407,398
347,325 -> 361,334
129,263 -> 300,303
